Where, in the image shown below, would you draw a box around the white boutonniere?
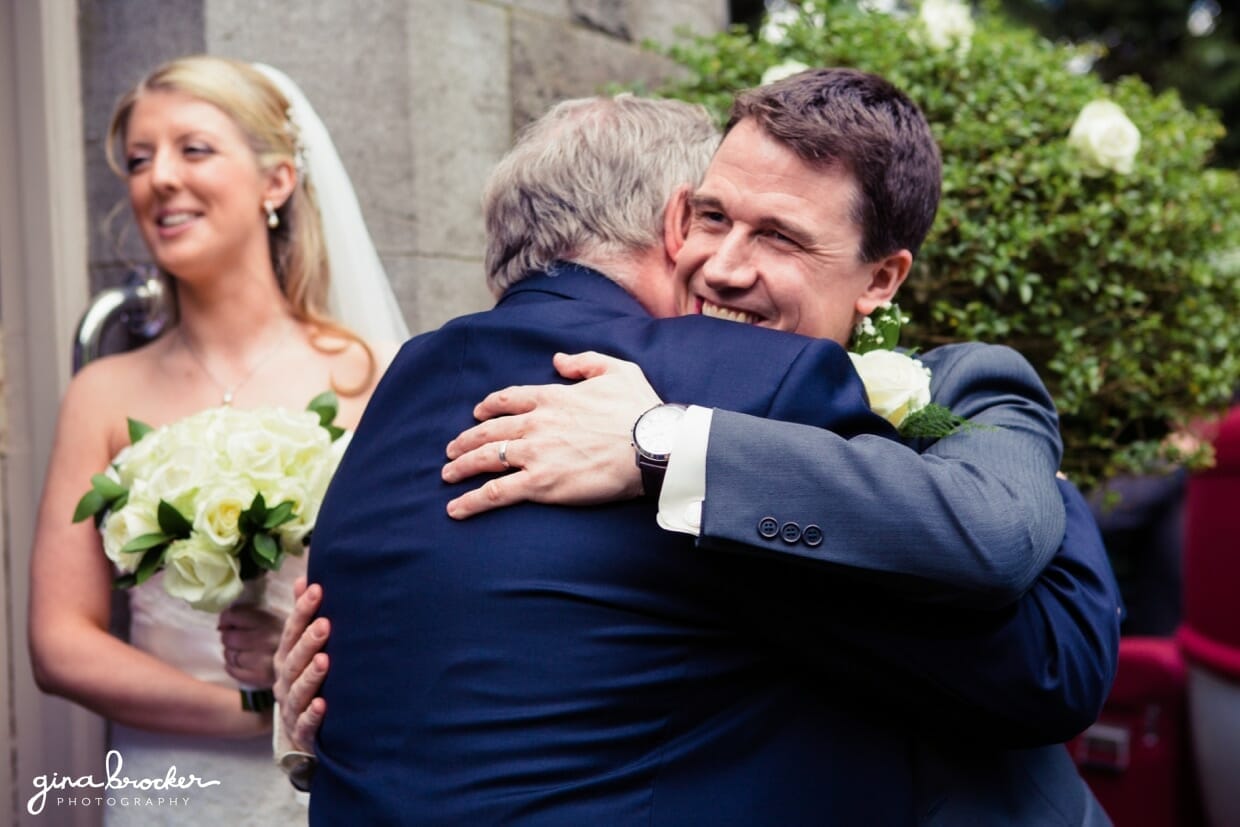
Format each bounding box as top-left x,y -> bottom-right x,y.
850,303 -> 976,438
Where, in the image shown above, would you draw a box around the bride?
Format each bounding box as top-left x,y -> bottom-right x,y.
28,55 -> 407,824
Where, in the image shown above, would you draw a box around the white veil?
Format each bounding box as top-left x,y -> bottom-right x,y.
253,63 -> 411,344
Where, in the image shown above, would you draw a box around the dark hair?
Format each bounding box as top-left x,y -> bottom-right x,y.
727,67 -> 941,261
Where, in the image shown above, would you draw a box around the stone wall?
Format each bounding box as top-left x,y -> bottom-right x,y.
79,0 -> 727,335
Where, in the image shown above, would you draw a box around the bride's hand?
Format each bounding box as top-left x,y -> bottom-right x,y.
219,604 -> 284,687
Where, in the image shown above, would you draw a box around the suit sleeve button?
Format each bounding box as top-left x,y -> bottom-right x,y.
758,517 -> 779,539
803,524 -> 823,547
780,521 -> 802,543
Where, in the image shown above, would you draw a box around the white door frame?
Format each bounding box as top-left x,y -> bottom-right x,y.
1,1 -> 102,825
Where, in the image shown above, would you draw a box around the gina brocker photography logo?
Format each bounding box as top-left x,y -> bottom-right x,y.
27,749 -> 221,816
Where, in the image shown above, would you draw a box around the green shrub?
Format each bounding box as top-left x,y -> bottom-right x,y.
653,0 -> 1240,488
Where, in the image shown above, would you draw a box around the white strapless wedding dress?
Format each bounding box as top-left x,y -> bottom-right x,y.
105,559 -> 308,825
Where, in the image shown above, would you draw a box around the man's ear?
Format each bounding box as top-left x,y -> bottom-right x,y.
855,249 -> 912,316
263,159 -> 297,211
662,185 -> 693,262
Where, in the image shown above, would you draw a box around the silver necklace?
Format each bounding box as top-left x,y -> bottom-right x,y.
179,324 -> 292,406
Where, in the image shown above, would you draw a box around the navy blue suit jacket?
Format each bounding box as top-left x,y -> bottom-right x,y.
308,264 -> 1119,825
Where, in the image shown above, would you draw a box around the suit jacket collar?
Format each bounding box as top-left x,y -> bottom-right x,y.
499,261 -> 650,318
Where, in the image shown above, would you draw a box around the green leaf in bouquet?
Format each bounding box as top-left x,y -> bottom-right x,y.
133,545 -> 167,586
112,544 -> 168,590
239,492 -> 268,534
252,532 -> 282,568
237,542 -> 262,581
120,532 -> 171,554
73,474 -> 130,524
325,423 -> 346,442
307,390 -> 340,429
156,500 -> 193,539
90,473 -> 127,502
262,500 -> 297,530
127,417 -> 153,444
72,490 -> 106,524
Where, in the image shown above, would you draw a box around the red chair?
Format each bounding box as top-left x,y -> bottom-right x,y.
1068,636 -> 1201,826
1177,404 -> 1240,827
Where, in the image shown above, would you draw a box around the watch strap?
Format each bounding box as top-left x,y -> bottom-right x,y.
639,460 -> 666,500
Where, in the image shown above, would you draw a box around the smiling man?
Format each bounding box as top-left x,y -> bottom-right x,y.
679,118 -> 913,341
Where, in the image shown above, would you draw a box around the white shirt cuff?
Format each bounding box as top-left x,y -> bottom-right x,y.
656,405 -> 712,536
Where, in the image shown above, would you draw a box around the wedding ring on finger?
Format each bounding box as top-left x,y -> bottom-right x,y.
498,439 -> 511,470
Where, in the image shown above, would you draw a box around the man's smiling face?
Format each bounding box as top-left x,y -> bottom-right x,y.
673,118 -> 898,345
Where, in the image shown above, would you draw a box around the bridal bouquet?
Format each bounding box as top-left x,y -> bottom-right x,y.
74,392 -> 349,613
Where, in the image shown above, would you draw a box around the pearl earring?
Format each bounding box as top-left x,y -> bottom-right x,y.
264,200 -> 279,229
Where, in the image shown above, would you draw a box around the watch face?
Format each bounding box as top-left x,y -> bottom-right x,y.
634,404 -> 685,459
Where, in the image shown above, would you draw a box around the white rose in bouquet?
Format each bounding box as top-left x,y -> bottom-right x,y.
101,495 -> 161,574
848,349 -> 933,428
224,407 -> 329,482
162,533 -> 244,612
110,423 -> 172,488
1068,100 -> 1141,176
193,477 -> 258,548
143,441 -> 211,514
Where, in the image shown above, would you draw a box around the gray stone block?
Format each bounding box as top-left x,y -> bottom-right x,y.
204,0 -> 415,262
629,0 -> 728,46
569,0 -> 631,40
407,0 -> 510,260
393,254 -> 494,336
506,0 -> 571,19
510,13 -> 687,131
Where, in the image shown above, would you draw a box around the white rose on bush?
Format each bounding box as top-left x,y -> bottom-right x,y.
849,350 -> 933,428
761,59 -> 810,86
162,533 -> 244,612
1068,100 -> 1140,176
916,0 -> 974,55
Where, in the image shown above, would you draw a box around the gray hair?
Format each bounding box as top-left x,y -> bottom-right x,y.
483,94 -> 719,295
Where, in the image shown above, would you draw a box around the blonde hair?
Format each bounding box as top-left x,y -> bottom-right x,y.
106,55 -> 375,393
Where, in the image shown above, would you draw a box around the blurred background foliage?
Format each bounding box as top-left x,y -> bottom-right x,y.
998,0 -> 1239,167
655,0 -> 1240,489
732,0 -> 1239,170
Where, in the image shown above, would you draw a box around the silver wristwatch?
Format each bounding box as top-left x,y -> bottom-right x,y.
632,403 -> 687,498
